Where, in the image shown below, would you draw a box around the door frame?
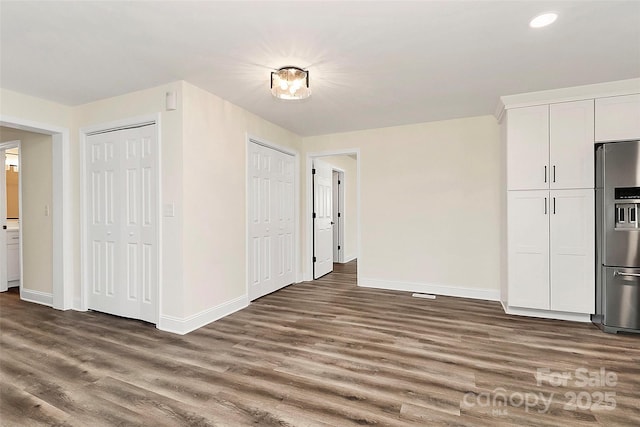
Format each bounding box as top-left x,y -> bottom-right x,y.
0,140 -> 22,293
245,134 -> 301,300
79,114 -> 162,322
332,167 -> 345,263
0,115 -> 72,309
305,149 -> 360,281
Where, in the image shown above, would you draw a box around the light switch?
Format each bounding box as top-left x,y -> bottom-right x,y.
163,203 -> 175,217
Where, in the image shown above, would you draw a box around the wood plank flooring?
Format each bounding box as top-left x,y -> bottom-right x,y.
1,260 -> 639,426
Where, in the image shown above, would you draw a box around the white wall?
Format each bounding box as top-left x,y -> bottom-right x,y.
0,127 -> 53,294
321,155 -> 358,262
181,82 -> 302,317
302,116 -> 502,300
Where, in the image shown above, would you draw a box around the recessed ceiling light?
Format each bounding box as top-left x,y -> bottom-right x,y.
529,12 -> 558,28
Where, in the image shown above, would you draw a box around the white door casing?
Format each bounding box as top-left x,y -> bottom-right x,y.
507,190 -> 550,310
313,159 -> 333,279
248,141 -> 295,301
86,124 -> 158,323
332,170 -> 341,262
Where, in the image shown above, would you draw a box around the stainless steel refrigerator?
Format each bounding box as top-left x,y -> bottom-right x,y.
594,140 -> 640,333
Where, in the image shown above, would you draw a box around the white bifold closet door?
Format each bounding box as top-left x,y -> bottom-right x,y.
86,124 -> 158,323
248,142 -> 295,301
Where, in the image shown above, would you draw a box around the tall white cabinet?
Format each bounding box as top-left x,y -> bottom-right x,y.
506,99 -> 595,319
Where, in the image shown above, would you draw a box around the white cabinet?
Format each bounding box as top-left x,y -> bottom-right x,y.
507,105 -> 549,190
595,94 -> 640,142
549,190 -> 595,313
507,191 -> 550,309
507,100 -> 594,191
508,189 -> 594,313
549,100 -> 595,189
6,231 -> 19,281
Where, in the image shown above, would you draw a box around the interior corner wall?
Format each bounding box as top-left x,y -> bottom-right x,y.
181,82 -> 303,319
302,115 -> 502,299
73,81 -> 185,319
0,127 -> 53,294
320,155 -> 358,262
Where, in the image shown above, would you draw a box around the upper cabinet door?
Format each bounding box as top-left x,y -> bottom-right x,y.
595,94 -> 640,143
507,105 -> 549,190
549,100 -> 594,190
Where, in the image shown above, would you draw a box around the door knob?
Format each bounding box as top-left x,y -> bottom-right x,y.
331,221 -> 335,225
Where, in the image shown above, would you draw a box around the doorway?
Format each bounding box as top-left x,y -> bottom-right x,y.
307,150 -> 360,282
0,141 -> 21,293
0,116 -> 72,310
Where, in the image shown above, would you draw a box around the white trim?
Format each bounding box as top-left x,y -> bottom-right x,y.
495,78 -> 640,119
20,289 -> 53,307
359,277 -> 500,301
503,305 -> 592,323
305,149 -> 361,281
343,254 -> 357,263
245,134 -> 302,304
158,294 -> 248,335
0,114 -> 72,310
79,114 -> 162,324
331,167 -> 345,263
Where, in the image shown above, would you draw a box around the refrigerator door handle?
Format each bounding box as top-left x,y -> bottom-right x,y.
614,271 -> 640,278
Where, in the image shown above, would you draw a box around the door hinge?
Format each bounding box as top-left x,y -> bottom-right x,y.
338,212 -> 341,217
312,168 -> 316,175
338,180 -> 341,185
2,225 -> 6,230
338,245 -> 341,250
313,256 -> 317,262
313,212 -> 316,219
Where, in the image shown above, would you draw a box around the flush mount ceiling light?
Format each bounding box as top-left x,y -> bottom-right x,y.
271,66 -> 311,100
529,12 -> 558,28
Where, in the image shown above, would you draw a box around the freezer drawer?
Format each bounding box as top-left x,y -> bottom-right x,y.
604,267 -> 640,330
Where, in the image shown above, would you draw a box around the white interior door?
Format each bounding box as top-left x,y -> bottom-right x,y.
332,171 -> 340,262
86,124 -> 158,323
248,142 -> 295,301
0,148 -> 7,292
313,159 -> 333,279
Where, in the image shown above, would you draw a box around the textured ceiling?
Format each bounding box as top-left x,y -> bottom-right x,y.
1,1 -> 639,136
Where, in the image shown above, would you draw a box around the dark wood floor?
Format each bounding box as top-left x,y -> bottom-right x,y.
1,261 -> 639,426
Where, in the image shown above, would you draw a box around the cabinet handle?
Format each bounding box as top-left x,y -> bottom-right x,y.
553,197 -> 556,215
553,165 -> 556,183
544,197 -> 548,215
544,166 -> 547,183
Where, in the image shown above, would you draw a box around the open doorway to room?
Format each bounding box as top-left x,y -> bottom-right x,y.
0,141 -> 21,293
0,119 -> 72,310
307,150 -> 359,282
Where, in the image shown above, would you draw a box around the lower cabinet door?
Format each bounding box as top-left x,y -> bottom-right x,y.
508,190 -> 550,310
7,243 -> 19,281
550,189 -> 595,313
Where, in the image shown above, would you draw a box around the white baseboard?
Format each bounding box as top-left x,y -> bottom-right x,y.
343,254 -> 357,263
503,305 -> 592,323
21,289 -> 53,307
358,277 -> 500,301
157,294 -> 248,335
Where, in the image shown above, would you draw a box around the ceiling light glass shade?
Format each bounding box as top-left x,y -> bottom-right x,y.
271,67 -> 311,100
529,12 -> 558,28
